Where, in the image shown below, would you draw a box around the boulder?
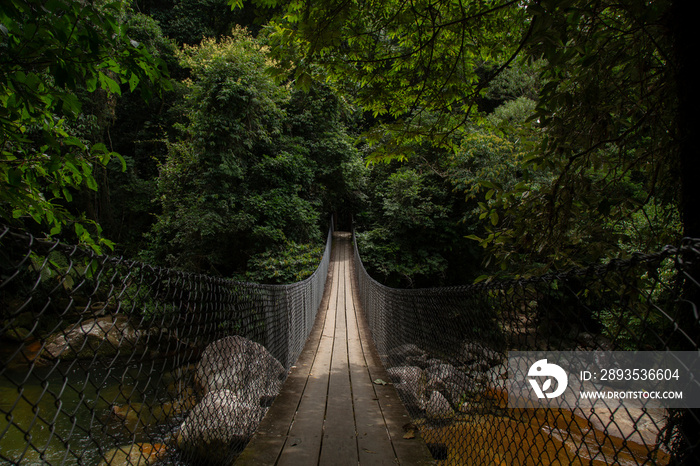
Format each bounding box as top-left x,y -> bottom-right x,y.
484,363 -> 507,392
459,341 -> 503,368
387,365 -> 424,386
386,344 -> 427,367
425,391 -> 454,420
4,326 -> 31,342
195,335 -> 286,404
425,363 -> 474,408
405,353 -> 430,368
387,366 -> 427,414
175,389 -> 265,463
43,315 -> 142,360
175,336 -> 286,462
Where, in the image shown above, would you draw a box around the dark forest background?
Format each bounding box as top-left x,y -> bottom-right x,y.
1,0 -> 694,287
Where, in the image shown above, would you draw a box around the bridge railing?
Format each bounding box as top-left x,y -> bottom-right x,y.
0,220 -> 333,465
353,231 -> 700,465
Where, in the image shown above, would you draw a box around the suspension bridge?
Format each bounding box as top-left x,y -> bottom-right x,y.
1,223 -> 699,465
237,232 -> 434,465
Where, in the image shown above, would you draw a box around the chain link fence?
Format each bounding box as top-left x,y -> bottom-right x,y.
0,221 -> 332,465
353,232 -> 700,465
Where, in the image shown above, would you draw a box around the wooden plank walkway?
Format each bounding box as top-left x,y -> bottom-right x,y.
236,232 -> 435,465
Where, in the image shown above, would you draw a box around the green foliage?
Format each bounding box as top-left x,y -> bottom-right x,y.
151,0 -> 240,45
456,131 -> 680,274
28,250 -> 97,292
148,0 -> 278,45
149,30 -> 298,273
356,153 -> 482,287
487,96 -> 537,131
250,0 -> 684,279
378,169 -> 448,230
0,0 -> 170,250
257,0 -> 528,154
244,242 -> 323,283
482,61 -> 542,104
357,168 -> 449,286
177,31 -> 288,148
88,13 -> 180,252
475,0 -> 681,270
148,29 -> 360,279
449,133 -> 525,205
590,257 -> 677,351
356,228 -> 449,288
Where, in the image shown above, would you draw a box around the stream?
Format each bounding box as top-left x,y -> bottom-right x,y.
0,357 -> 192,465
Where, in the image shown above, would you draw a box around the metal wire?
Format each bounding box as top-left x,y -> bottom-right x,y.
353,231 -> 700,465
0,221 -> 333,465
3,221 -> 699,465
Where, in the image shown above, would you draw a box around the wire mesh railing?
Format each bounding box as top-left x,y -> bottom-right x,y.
0,220 -> 333,465
353,231 -> 700,465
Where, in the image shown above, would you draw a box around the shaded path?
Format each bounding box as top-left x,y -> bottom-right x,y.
236,232 -> 435,465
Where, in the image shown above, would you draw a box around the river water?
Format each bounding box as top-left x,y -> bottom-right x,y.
0,357 -> 190,465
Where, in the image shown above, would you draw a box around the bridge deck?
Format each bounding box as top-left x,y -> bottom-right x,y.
236,232 -> 435,465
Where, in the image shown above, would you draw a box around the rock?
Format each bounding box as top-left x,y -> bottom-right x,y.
387,365 -> 424,386
176,336 -> 285,461
195,335 -> 286,404
43,315 -> 142,360
387,344 -> 427,367
458,400 -> 475,413
175,389 -> 265,463
425,391 -> 454,420
387,366 -> 427,414
425,363 -> 459,381
405,353 -> 430,368
1,339 -> 45,369
584,407 -> 667,447
576,332 -> 599,349
425,363 -> 474,408
466,360 -> 492,372
163,364 -> 197,399
459,342 -> 503,368
99,443 -> 167,466
484,363 -> 507,391
5,311 -> 35,330
4,327 -> 31,342
426,358 -> 444,367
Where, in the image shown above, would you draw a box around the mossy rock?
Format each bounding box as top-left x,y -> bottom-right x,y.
43,315 -> 145,360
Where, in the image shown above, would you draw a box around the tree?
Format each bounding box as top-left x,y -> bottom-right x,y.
509,0 -> 681,266
249,0 -> 689,271
355,147 -> 485,287
0,0 -> 169,249
97,12 -> 180,253
257,0 -> 527,156
148,29 -> 362,279
148,29 -> 300,274
142,0 -> 279,45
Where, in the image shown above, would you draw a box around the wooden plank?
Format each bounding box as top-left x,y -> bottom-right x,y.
238,233 -> 436,465
348,251 -> 436,466
345,248 -> 399,465
276,249 -> 339,466
236,240 -> 336,466
319,238 -> 359,465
